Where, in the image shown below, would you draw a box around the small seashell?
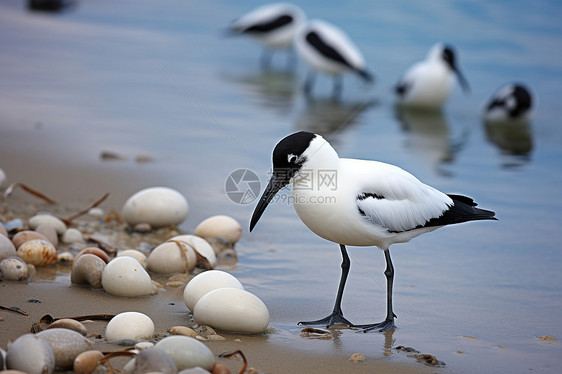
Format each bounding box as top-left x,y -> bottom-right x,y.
183,270 -> 244,312
6,333 -> 55,374
29,214 -> 67,235
117,249 -> 147,266
154,336 -> 215,371
168,326 -> 197,338
133,222 -> 152,233
147,240 -> 196,274
193,288 -> 269,334
57,252 -> 74,264
61,228 -> 84,244
102,257 -> 153,297
12,230 -> 51,249
172,235 -> 217,268
194,215 -> 242,246
134,347 -> 177,374
47,319 -> 88,336
73,350 -> 103,374
121,187 -> 189,228
0,234 -> 17,262
17,239 -> 57,266
135,341 -> 155,350
105,312 -> 154,343
35,224 -> 59,247
87,208 -> 104,218
74,247 -> 110,264
37,328 -> 93,369
211,363 -> 231,374
0,256 -> 29,281
71,254 -> 106,289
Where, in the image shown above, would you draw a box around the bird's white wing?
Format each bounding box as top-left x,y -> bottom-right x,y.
350,160 -> 453,232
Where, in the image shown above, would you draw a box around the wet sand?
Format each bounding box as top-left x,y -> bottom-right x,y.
0,163 -> 442,374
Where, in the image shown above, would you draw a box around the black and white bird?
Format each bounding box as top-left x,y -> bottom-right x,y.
227,3 -> 305,69
295,20 -> 374,97
395,43 -> 470,109
250,131 -> 496,332
484,83 -> 533,122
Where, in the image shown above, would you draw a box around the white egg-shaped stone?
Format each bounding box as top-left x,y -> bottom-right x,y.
134,347 -> 177,374
35,224 -> 59,247
0,256 -> 29,281
29,214 -> 67,234
193,288 -> 269,334
61,228 -> 84,244
121,187 -> 189,228
105,312 -> 154,343
37,328 -> 93,370
71,254 -> 106,289
17,239 -> 57,266
117,249 -> 147,266
146,241 -> 196,274
183,270 -> 244,312
73,350 -> 104,374
0,234 -> 16,262
101,257 -> 153,297
172,235 -> 217,268
6,333 -> 55,374
154,336 -> 214,371
194,215 -> 242,245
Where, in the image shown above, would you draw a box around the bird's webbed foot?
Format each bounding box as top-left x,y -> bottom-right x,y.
298,311 -> 354,328
354,318 -> 396,333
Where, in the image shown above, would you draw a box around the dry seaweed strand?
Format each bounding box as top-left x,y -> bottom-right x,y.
169,239 -> 213,271
31,313 -> 116,333
219,350 -> 248,374
3,182 -> 56,204
0,305 -> 28,316
98,350 -> 137,374
60,192 -> 110,225
84,235 -> 117,256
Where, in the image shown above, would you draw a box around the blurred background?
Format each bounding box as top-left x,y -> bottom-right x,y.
1,1 -> 561,372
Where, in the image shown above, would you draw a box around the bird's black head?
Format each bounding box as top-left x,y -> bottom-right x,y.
441,44 -> 470,95
250,131 -> 317,232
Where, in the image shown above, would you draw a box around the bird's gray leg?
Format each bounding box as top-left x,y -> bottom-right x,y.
332,75 -> 343,99
298,244 -> 354,328
303,70 -> 316,96
357,249 -> 396,332
261,48 -> 273,70
286,48 -> 297,71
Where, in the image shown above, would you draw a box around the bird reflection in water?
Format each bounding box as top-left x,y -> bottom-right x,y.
225,70 -> 300,113
483,118 -> 533,169
295,98 -> 377,143
394,106 -> 468,177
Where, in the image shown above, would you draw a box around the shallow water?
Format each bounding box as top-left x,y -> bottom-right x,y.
1,0 -> 562,372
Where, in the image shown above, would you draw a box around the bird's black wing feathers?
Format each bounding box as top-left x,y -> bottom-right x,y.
241,14 -> 293,34
423,194 -> 497,228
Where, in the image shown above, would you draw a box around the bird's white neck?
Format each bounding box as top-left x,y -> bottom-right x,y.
292,135 -> 339,184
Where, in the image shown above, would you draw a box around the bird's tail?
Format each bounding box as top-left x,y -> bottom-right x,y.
355,68 -> 374,84
447,194 -> 497,222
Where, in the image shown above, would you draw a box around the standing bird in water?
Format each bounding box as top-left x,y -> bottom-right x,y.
484,83 -> 534,122
295,20 -> 374,97
395,43 -> 470,109
227,3 -> 305,69
250,131 -> 496,332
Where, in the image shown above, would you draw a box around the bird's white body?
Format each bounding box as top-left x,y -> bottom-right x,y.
231,3 -> 305,49
396,44 -> 456,108
291,136 -> 452,249
295,19 -> 367,76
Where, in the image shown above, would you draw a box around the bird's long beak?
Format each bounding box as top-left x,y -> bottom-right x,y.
250,175 -> 287,232
454,67 -> 471,95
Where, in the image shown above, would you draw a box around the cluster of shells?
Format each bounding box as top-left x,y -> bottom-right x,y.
1,184 -> 270,373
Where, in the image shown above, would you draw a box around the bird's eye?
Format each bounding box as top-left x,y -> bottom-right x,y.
288,154 -> 297,163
